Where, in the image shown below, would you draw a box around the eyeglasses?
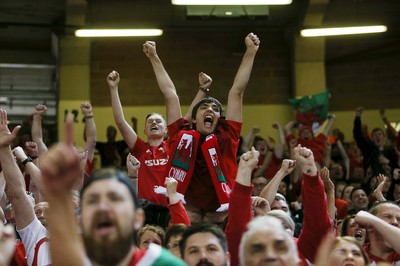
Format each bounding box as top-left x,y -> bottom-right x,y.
167,241 -> 180,250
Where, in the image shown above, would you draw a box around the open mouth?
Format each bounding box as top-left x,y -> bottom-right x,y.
204,115 -> 214,128
150,125 -> 158,131
95,218 -> 114,237
354,230 -> 363,240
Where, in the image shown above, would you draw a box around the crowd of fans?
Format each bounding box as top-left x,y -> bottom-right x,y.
0,32 -> 400,266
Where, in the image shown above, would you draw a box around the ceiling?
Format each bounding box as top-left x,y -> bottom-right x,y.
0,0 -> 400,122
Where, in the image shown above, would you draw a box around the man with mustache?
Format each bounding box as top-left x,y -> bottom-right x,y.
40,120 -> 185,265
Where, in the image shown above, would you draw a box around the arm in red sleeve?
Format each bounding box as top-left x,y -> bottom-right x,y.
168,201 -> 191,226
225,182 -> 253,266
297,172 -> 332,263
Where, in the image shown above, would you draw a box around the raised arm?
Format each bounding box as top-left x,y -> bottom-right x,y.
0,109 -> 35,230
355,210 -> 400,254
184,72 -> 213,122
126,153 -> 140,192
320,167 -> 335,220
40,119 -> 86,266
322,114 -> 336,137
108,71 -> 137,150
32,104 -> 48,155
143,41 -> 182,125
272,122 -> 286,159
225,147 -> 260,266
336,139 -> 350,180
242,126 -> 260,151
380,108 -> 397,141
165,177 -> 190,226
81,102 -> 97,162
259,159 -> 296,204
13,146 -> 45,201
226,33 -> 260,122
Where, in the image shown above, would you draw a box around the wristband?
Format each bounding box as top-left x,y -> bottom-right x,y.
30,156 -> 38,160
85,115 -> 94,119
22,157 -> 33,166
199,86 -> 209,93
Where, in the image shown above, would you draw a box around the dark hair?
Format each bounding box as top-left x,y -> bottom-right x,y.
340,214 -> 356,236
164,224 -> 188,248
80,168 -> 141,210
191,97 -> 224,129
179,223 -> 227,258
349,186 -> 366,201
252,136 -> 266,147
371,127 -> 385,136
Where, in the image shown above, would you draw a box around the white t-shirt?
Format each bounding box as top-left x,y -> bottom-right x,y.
18,218 -> 51,266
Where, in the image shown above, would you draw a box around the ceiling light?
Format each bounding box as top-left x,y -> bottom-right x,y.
75,29 -> 163,37
172,0 -> 291,5
301,25 -> 387,37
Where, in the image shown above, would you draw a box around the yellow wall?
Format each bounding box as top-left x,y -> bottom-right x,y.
58,101 -> 400,149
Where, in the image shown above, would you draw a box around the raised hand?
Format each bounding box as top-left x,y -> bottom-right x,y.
80,102 -> 93,116
40,119 -> 81,195
34,104 -> 47,118
320,167 -> 334,192
143,41 -> 156,58
355,106 -> 364,117
165,177 -> 180,204
25,141 -> 39,158
239,147 -> 260,170
0,109 -> 20,148
252,196 -> 270,216
372,174 -> 387,201
12,146 -> 27,162
0,223 -> 16,266
107,70 -> 120,89
293,144 -> 317,176
198,72 -> 212,90
126,153 -> 140,178
245,32 -> 260,52
279,159 -> 296,176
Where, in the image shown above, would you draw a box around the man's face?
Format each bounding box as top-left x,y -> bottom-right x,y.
252,177 -> 268,196
254,140 -> 268,155
351,189 -> 369,211
80,179 -> 144,265
372,130 -> 385,148
330,164 -> 344,180
300,128 -> 312,140
335,183 -> 346,199
183,232 -> 229,266
242,229 -> 299,266
34,202 -> 49,227
106,126 -> 117,141
193,102 -> 221,135
167,234 -> 183,258
375,204 -> 400,228
144,114 -> 166,138
271,199 -> 289,213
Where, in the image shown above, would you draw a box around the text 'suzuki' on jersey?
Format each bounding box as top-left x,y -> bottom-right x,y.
144,157 -> 169,166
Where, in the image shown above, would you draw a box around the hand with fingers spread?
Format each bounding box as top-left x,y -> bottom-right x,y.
373,174 -> 387,202
0,109 -> 21,149
107,70 -> 120,90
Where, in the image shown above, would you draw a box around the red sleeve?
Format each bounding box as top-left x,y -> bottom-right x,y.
297,172 -> 332,263
168,201 -> 191,226
130,137 -> 146,156
225,182 -> 253,266
167,118 -> 190,139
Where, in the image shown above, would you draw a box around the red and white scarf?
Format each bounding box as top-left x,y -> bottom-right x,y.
156,130 -> 231,211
